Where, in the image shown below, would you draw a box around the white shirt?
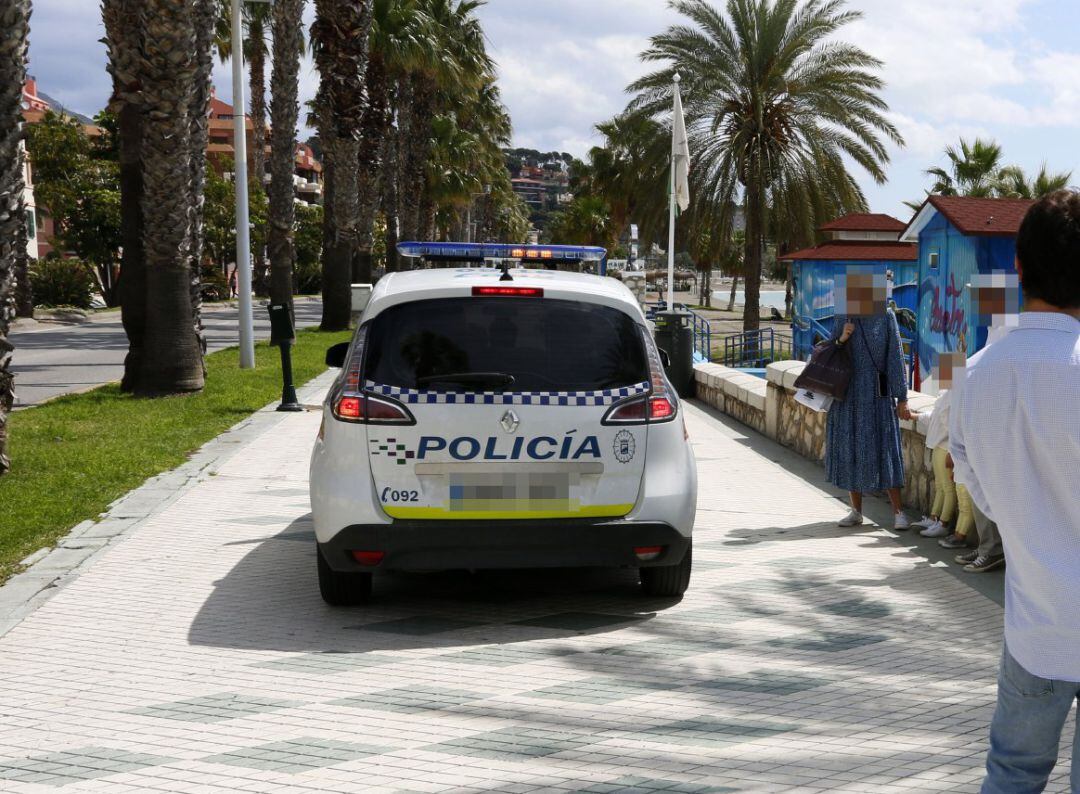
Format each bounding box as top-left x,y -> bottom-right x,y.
924,388 -> 951,451
950,312 -> 1080,681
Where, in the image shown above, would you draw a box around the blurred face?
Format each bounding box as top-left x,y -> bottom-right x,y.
971,272 -> 1021,325
837,270 -> 887,316
933,351 -> 966,389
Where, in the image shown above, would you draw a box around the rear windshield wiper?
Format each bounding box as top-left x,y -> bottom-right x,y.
416,372 -> 516,390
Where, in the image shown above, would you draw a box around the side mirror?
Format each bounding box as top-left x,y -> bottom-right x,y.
325,342 -> 350,368
658,348 -> 671,368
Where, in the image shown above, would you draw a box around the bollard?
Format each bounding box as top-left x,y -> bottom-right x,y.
267,303 -> 303,412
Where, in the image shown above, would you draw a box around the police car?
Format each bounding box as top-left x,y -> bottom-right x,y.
309,244 -> 697,604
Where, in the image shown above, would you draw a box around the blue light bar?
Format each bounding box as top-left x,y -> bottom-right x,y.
396,241 -> 607,262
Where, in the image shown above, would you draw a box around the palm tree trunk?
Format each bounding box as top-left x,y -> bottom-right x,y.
249,16 -> 267,192
354,54 -> 389,284
727,274 -> 738,312
321,135 -> 358,330
382,114 -> 400,273
14,191 -> 32,317
136,0 -> 204,396
189,0 -> 215,362
743,176 -> 763,332
0,0 -> 31,475
103,0 -> 148,393
398,75 -> 433,242
268,0 -> 304,312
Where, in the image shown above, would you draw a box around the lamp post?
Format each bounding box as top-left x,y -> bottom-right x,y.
230,0 -> 271,369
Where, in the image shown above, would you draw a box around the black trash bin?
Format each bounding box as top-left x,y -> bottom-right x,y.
653,310 -> 695,398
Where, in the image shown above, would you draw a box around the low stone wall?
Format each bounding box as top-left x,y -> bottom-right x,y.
694,360 -> 939,515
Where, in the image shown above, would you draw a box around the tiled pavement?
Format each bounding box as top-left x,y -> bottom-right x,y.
0,392 -> 1074,793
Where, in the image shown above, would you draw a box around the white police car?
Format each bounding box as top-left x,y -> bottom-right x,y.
310,261 -> 697,604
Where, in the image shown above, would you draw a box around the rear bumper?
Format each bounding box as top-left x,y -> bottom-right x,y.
318,518 -> 690,573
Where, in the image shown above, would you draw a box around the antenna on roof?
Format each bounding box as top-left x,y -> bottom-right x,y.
499,259 -> 514,282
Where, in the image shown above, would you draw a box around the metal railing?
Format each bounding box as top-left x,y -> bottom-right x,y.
643,302 -> 713,363
718,327 -> 794,368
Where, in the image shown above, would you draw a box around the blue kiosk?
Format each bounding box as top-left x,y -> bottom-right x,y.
783,213 -> 918,361
899,196 -> 1031,394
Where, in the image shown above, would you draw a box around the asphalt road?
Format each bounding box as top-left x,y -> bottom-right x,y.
8,299 -> 324,408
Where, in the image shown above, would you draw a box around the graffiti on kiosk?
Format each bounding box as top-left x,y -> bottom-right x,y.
928,273 -> 966,343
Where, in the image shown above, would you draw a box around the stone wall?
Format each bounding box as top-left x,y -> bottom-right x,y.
694,360 -> 939,514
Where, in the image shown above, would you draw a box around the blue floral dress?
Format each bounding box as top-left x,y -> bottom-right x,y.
825,311 -> 908,492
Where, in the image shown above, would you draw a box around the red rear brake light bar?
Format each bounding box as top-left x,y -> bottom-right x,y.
472,286 -> 544,298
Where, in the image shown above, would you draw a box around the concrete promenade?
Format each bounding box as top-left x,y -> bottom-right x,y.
0,380 -> 1071,792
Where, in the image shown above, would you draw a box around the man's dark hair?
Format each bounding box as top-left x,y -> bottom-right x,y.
1016,189 -> 1080,308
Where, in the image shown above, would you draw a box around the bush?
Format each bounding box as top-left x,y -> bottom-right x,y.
29,256 -> 95,309
200,261 -> 230,303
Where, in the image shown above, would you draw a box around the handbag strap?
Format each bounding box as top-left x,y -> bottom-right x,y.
855,318 -> 887,374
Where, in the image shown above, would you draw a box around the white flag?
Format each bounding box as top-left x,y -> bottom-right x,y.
672,81 -> 690,212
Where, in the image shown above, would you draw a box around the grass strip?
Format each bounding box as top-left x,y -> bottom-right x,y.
0,328 -> 350,585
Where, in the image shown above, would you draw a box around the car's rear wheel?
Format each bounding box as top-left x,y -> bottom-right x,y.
639,543 -> 692,597
317,547 -> 373,606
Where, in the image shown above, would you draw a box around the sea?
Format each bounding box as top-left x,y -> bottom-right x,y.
710,289 -> 787,313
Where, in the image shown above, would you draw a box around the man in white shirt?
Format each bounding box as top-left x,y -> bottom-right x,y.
950,190 -> 1080,793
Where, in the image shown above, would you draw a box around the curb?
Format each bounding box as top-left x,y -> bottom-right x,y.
0,370 -> 337,640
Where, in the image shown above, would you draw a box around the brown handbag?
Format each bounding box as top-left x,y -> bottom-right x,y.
793,339 -> 853,401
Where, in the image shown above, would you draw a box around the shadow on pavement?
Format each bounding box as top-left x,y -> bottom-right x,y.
188,514 -> 681,653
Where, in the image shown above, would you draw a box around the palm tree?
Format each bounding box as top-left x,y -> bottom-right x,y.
354,0 -> 433,281
190,0 -> 217,362
103,0 -> 148,392
396,0 -> 490,243
311,0 -> 374,330
0,0 -> 31,474
994,163 -> 1072,199
926,138 -> 1005,197
629,0 -> 901,331
268,0 -> 306,310
135,0 -> 208,395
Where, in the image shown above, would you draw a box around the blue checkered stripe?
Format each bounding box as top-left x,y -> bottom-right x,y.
364,380 -> 650,406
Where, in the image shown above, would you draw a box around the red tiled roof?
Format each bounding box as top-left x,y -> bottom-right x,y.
780,240 -> 917,262
819,213 -> 907,232
927,195 -> 1035,236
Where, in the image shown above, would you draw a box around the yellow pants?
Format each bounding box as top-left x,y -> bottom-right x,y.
955,483 -> 976,538
930,446 -> 957,523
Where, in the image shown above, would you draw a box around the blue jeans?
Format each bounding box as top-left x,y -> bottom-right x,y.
983,646 -> 1080,793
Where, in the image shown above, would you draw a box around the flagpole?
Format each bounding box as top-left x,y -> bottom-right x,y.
668,73 -> 680,312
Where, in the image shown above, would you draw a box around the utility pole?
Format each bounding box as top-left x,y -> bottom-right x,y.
231,0 -> 267,368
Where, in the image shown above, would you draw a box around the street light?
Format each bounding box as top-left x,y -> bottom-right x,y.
230,0 -> 271,369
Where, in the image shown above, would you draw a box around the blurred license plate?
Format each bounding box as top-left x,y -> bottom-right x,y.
448,472 -> 574,513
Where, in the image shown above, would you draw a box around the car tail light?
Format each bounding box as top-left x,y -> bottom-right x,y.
472,286 -> 544,297
634,545 -> 663,561
351,550 -> 385,566
603,395 -> 647,424
642,327 -> 678,423
330,325 -> 414,425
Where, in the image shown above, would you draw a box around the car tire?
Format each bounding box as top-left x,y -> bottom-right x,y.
639,543 -> 692,597
317,547 -> 373,606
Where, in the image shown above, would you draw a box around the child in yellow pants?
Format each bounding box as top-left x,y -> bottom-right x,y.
916,445 -> 957,537
939,460 -> 976,549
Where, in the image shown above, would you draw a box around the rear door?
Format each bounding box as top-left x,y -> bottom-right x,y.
363,294 -> 650,520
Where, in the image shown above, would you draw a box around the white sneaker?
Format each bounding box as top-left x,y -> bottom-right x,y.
838,509 -> 865,527
911,515 -> 935,529
893,512 -> 911,531
920,521 -> 950,538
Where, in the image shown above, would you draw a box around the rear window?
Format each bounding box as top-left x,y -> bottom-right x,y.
365,297 -> 648,393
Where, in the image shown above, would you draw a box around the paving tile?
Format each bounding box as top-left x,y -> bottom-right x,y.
0,748 -> 172,786
763,632 -> 890,653
511,612 -> 645,631
592,638 -> 730,659
347,616 -> 487,635
203,738 -> 390,773
820,598 -> 893,619
436,644 -> 582,667
573,777 -> 740,793
626,717 -> 799,748
425,726 -> 594,760
331,685 -> 481,713
685,670 -> 831,697
249,651 -> 405,674
523,676 -> 676,705
129,692 -> 303,723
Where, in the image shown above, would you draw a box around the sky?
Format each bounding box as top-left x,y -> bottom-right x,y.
26,0 -> 1080,220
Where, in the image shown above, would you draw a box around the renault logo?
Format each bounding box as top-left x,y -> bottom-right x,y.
500,409 -> 520,434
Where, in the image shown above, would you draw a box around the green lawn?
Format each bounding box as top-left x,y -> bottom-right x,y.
0,328 -> 350,585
